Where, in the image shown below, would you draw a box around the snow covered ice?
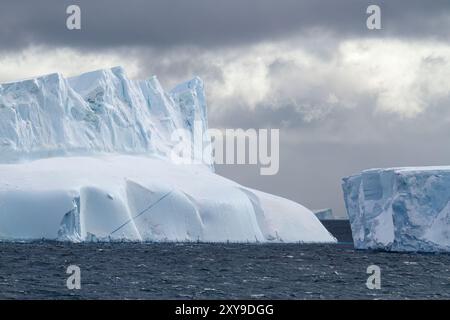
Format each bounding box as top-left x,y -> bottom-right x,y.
0,67 -> 335,243
343,167 -> 450,252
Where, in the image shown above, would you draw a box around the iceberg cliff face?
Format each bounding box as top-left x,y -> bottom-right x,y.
0,67 -> 210,166
343,167 -> 450,252
0,67 -> 335,243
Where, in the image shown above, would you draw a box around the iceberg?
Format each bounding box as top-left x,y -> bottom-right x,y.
0,67 -> 335,243
342,167 -> 450,252
313,208 -> 335,220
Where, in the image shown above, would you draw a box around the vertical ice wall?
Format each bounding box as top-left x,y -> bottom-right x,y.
0,67 -> 212,167
343,167 -> 450,252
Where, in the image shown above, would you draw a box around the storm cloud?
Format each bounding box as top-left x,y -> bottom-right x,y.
0,0 -> 449,52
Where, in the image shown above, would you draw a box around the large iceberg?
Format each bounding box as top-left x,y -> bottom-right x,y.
343,167 -> 450,252
0,67 -> 335,243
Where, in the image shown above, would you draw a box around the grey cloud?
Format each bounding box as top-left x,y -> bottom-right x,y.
0,0 -> 449,52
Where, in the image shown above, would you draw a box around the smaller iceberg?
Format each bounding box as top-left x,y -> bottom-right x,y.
342,167 -> 450,252
313,208 -> 335,220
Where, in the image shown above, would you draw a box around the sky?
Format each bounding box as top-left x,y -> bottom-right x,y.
1,0 -> 450,217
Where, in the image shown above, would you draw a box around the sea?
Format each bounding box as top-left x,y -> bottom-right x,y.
0,220 -> 449,299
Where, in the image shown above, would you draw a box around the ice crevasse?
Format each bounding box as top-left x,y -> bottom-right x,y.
0,67 -> 336,243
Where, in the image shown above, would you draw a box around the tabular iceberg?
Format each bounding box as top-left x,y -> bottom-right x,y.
343,167 -> 450,252
0,67 -> 335,243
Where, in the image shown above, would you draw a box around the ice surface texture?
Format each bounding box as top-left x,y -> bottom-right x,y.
0,67 -> 335,243
0,67 -> 210,166
343,167 -> 450,252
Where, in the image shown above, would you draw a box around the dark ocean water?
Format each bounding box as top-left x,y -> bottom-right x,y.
0,221 -> 449,299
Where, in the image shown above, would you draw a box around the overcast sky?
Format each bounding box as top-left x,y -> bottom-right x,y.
1,0 -> 450,217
